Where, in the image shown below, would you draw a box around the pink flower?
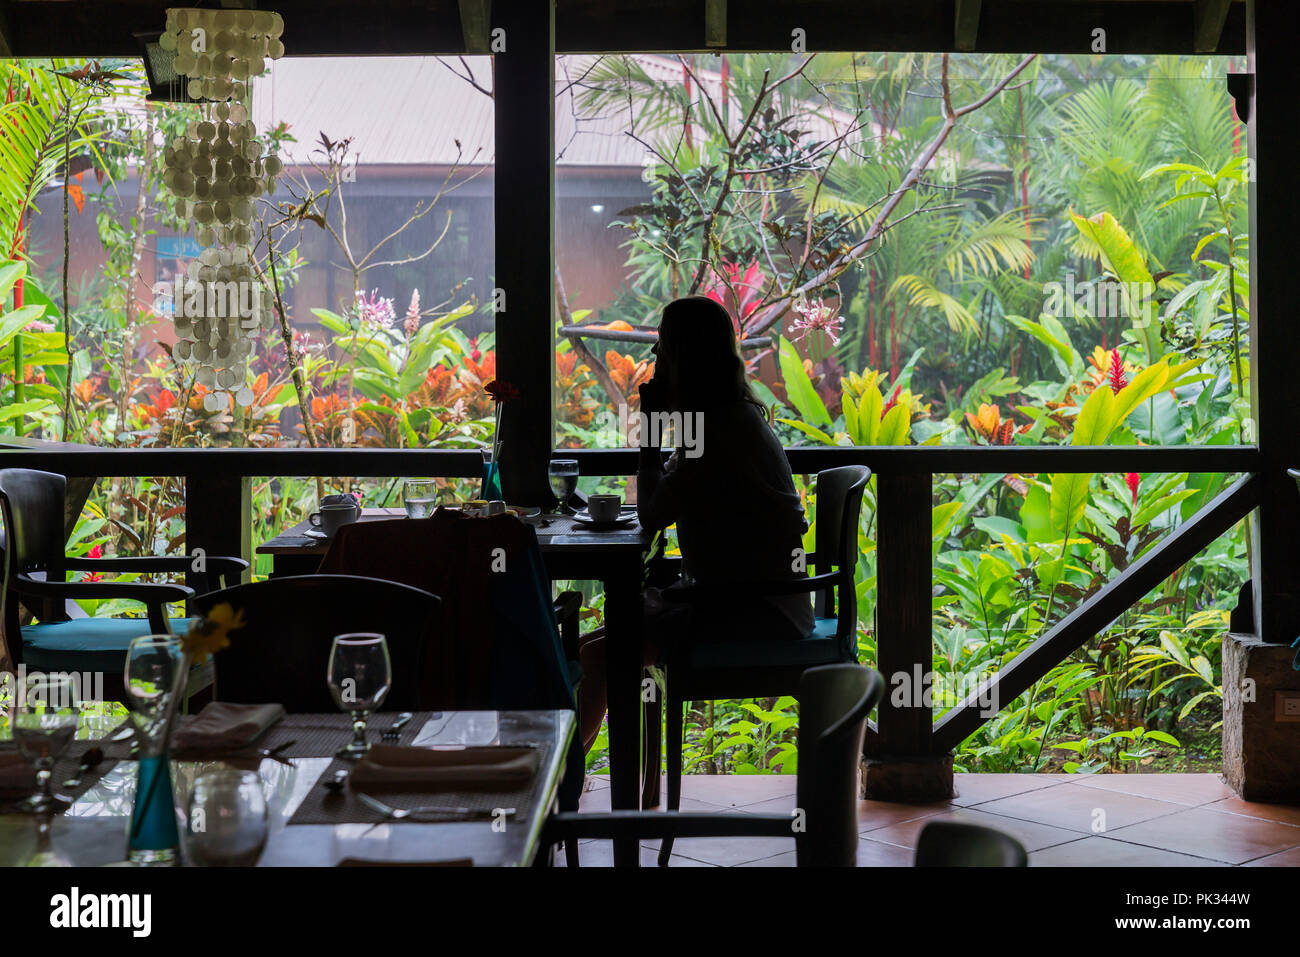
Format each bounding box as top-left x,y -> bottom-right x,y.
355,289 -> 396,328
404,289 -> 421,337
470,336 -> 481,363
23,319 -> 55,333
790,297 -> 843,345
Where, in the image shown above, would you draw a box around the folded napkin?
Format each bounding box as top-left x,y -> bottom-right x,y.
349,744 -> 540,793
172,702 -> 286,753
0,751 -> 36,797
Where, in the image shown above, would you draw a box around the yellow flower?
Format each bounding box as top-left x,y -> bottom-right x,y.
182,602 -> 246,664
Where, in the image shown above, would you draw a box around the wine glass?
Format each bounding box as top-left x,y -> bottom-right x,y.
13,674 -> 80,814
124,636 -> 185,751
186,769 -> 269,866
327,633 -> 392,758
548,459 -> 579,514
402,478 -> 437,519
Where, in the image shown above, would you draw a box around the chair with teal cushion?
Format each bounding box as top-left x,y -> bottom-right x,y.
1,468 -> 246,700
653,465 -> 871,865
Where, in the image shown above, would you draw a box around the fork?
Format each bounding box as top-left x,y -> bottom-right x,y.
355,791 -> 515,822
381,712 -> 414,743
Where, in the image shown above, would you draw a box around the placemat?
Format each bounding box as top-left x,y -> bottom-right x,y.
171,710 -> 430,760
0,724 -> 131,807
288,740 -> 552,826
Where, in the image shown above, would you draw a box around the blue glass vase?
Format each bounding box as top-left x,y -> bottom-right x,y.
124,635 -> 185,866
128,755 -> 181,865
481,449 -> 503,501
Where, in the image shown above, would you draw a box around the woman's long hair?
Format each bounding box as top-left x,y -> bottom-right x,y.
657,296 -> 765,414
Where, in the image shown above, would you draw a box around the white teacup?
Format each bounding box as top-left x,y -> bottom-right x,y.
587,494 -> 622,523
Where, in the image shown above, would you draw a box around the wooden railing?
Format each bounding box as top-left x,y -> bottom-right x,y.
0,437 -> 1266,758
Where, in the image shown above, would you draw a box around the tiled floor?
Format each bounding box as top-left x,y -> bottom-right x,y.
561,773 -> 1300,867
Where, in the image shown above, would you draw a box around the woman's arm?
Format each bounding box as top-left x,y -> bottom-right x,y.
636,378 -> 678,531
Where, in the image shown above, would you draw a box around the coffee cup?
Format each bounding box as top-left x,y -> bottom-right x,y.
587,494 -> 622,523
309,502 -> 360,537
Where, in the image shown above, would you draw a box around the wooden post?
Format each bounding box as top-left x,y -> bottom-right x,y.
494,0 -> 557,506
184,474 -> 251,599
1245,0 -> 1300,646
864,471 -> 951,800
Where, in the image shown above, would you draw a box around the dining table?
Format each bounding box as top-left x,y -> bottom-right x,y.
0,708 -> 574,867
257,506 -> 656,866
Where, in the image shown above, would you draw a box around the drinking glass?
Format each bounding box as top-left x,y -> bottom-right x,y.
403,478 -> 437,519
13,674 -> 80,814
327,633 -> 392,758
548,459 -> 579,514
186,769 -> 269,866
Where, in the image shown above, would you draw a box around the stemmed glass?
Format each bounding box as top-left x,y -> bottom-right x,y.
548,459 -> 579,514
13,674 -> 80,814
186,769 -> 269,866
327,633 -> 392,758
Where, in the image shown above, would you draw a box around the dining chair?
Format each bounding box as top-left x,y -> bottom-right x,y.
191,574 -> 440,713
0,468 -> 246,698
650,464 -> 871,864
914,821 -> 1029,866
316,511 -> 586,864
542,663 -> 883,867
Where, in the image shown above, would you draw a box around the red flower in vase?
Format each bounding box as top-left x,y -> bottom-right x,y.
485,380 -> 520,403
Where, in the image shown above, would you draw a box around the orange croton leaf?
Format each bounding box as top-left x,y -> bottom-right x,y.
67,183 -> 85,215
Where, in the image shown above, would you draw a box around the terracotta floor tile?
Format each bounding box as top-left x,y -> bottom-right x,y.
978,782 -> 1183,834
865,806 -> 1081,853
560,841 -> 715,867
950,773 -> 1071,806
1203,796 -> 1300,827
675,774 -> 797,807
1106,806 -> 1300,864
1069,773 -> 1233,807
1030,836 -> 1227,867
1241,844 -> 1300,866
739,837 -> 914,867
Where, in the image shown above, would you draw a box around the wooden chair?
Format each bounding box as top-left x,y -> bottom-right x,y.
191,575 -> 440,713
542,663 -> 883,867
914,821 -> 1028,866
652,465 -> 871,863
0,468 -> 245,698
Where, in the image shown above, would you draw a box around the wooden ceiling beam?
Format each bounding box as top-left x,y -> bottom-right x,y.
1193,0 -> 1232,53
0,1 -> 1249,58
458,0 -> 490,54
704,0 -> 725,48
954,0 -> 981,53
0,1 -> 14,57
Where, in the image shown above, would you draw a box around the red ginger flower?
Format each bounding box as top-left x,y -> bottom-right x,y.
1125,472 -> 1140,505
1108,348 -> 1128,395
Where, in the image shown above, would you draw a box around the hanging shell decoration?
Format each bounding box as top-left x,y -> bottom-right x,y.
158,8 -> 285,410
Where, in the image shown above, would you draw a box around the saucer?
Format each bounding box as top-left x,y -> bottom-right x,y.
572,515 -> 636,530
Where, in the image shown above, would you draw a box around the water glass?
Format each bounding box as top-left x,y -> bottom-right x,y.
13,674 -> 80,814
403,478 -> 437,519
186,770 -> 269,867
548,459 -> 579,513
327,634 -> 392,758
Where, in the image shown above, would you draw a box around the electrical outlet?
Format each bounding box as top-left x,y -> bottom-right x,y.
1274,691 -> 1300,722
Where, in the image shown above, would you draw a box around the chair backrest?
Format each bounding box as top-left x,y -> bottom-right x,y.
812,466 -> 871,651
0,468 -> 67,574
192,575 -> 440,713
914,821 -> 1028,867
794,663 -> 884,867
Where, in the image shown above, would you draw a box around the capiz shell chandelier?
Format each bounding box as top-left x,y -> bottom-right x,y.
158,8 -> 285,410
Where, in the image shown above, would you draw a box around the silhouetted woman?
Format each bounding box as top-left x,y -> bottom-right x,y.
637,295 -> 813,641
576,296 -> 811,751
